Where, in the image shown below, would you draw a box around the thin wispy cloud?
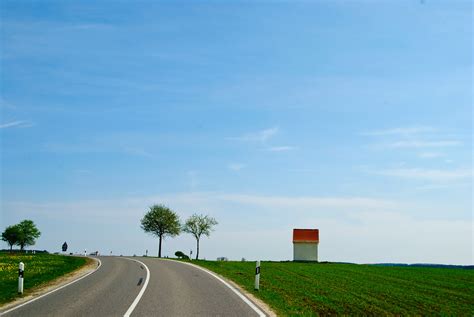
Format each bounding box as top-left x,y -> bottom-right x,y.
44,142 -> 153,158
265,146 -> 296,152
364,125 -> 462,150
122,147 -> 154,158
228,163 -> 245,171
363,126 -> 434,136
0,98 -> 17,109
376,168 -> 472,182
228,127 -> 278,143
0,120 -> 33,129
418,152 -> 444,159
388,140 -> 461,148
414,182 -> 471,191
215,193 -> 397,210
71,23 -> 114,30
187,170 -> 199,190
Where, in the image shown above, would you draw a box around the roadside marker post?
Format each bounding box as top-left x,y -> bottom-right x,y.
255,260 -> 260,291
18,262 -> 24,294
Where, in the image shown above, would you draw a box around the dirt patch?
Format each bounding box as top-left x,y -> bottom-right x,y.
0,257 -> 99,313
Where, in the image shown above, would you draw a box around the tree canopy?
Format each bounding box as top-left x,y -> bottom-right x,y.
140,204 -> 180,257
1,225 -> 20,251
183,214 -> 218,260
1,219 -> 41,251
17,220 -> 41,250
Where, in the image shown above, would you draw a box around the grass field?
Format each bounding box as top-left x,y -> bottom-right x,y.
193,260 -> 474,316
0,253 -> 88,305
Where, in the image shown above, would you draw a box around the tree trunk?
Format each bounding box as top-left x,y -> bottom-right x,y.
158,235 -> 162,258
196,238 -> 200,260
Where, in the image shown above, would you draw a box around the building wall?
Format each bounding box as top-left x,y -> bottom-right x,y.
293,243 -> 318,261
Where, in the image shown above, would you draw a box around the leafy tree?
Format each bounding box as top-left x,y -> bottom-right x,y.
140,204 -> 181,258
16,220 -> 41,251
183,214 -> 218,260
1,225 -> 20,251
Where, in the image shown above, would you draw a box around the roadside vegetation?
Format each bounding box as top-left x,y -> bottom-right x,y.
0,253 -> 88,305
1,220 -> 41,251
182,214 -> 218,260
140,204 -> 217,259
193,260 -> 474,316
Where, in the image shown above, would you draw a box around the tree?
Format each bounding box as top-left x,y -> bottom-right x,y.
183,214 -> 218,260
1,225 -> 20,251
16,220 -> 41,251
140,204 -> 181,258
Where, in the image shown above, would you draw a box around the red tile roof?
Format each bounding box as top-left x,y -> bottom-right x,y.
293,229 -> 319,243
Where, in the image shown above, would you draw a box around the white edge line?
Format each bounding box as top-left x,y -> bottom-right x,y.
1,257 -> 102,316
167,259 -> 266,317
122,258 -> 150,317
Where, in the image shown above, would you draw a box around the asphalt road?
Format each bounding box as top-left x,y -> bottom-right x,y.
1,257 -> 263,317
2,257 -> 145,317
134,258 -> 260,316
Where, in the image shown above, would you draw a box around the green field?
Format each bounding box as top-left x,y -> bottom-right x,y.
0,253 -> 88,305
193,260 -> 474,316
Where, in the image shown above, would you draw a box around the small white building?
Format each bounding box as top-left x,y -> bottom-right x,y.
293,228 -> 319,262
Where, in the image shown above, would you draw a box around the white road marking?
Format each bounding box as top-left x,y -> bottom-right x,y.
0,258 -> 102,316
123,258 -> 150,317
169,260 -> 266,317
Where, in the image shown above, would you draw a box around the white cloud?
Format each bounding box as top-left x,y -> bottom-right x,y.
377,168 -> 472,182
228,127 -> 278,143
0,120 -> 33,129
228,163 -> 245,171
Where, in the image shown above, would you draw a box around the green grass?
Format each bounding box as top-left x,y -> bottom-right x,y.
0,253 -> 88,305
192,260 -> 474,316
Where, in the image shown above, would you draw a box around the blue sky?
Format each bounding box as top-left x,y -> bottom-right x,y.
1,1 -> 472,264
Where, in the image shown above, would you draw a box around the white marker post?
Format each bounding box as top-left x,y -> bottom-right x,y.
255,260 -> 260,291
18,262 -> 24,294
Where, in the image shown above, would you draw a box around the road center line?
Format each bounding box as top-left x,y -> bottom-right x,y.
168,260 -> 266,317
123,258 -> 150,317
1,257 -> 102,316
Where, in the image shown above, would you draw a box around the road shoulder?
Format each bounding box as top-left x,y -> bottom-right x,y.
168,259 -> 277,317
218,271 -> 277,317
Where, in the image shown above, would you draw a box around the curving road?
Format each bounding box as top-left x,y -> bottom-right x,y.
1,257 -> 264,317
